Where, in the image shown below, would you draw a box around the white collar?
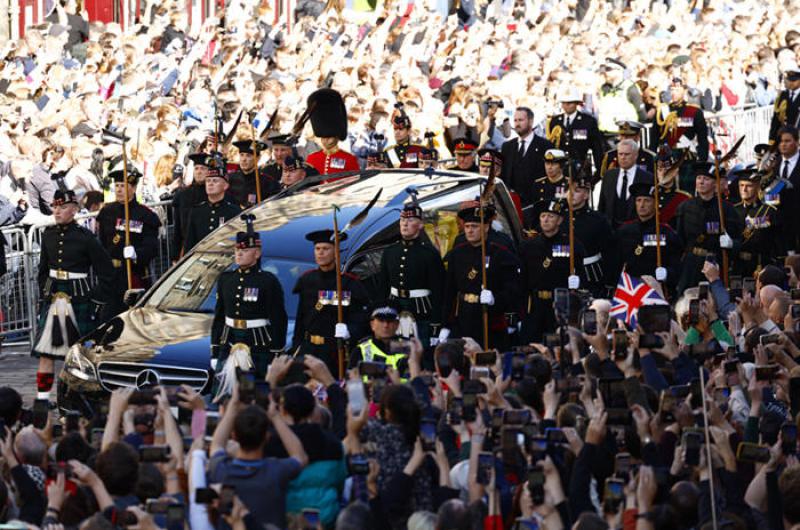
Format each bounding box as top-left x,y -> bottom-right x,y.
783,151 -> 800,165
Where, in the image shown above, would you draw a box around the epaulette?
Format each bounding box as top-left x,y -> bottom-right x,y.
641,147 -> 656,157
675,190 -> 692,198
734,201 -> 744,208
488,241 -> 510,252
533,176 -> 547,183
686,103 -> 701,109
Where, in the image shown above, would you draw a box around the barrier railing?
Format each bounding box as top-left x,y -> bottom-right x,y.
0,200 -> 175,344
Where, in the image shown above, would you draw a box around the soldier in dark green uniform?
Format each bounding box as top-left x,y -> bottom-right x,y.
440,203 -> 519,349
733,166 -> 782,277
292,229 -> 370,375
182,156 -> 242,253
613,182 -> 683,295
33,185 -> 114,400
96,168 -> 162,319
675,162 -> 743,293
171,153 -> 210,258
378,204 -> 445,355
228,139 -> 280,208
532,149 -> 570,206
210,214 -> 287,398
263,133 -> 295,182
519,200 -> 585,343
566,174 -> 614,297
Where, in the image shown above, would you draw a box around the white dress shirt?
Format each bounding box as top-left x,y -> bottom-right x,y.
781,151 -> 800,180
616,166 -> 637,198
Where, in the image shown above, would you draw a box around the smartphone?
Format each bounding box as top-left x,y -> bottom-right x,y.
470,366 -> 491,380
582,309 -> 597,335
139,445 -> 171,463
543,333 -> 560,349
615,453 -> 631,478
683,431 -> 702,466
792,304 -> 800,319
47,461 -> 72,479
554,288 -> 569,317
528,436 -> 548,455
359,361 -> 388,378
545,427 -> 567,444
346,380 -> 367,416
475,351 -> 497,366
162,386 -> 182,407
689,299 -> 700,326
32,399 -> 49,430
301,509 -> 320,529
510,352 -> 526,381
218,485 -> 235,516
389,340 -> 411,356
791,377 -> 800,415
348,454 -> 370,475
736,442 -> 771,463
166,504 -> 185,529
639,333 -> 664,349
118,510 -> 138,527
743,277 -> 756,297
755,365 -> 779,381
623,377 -> 649,410
660,391 -> 677,423
462,393 -> 477,422
462,379 -> 488,395
527,466 -> 545,504
698,281 -> 709,299
503,409 -> 532,425
638,305 -> 671,333
604,477 -> 625,503
613,329 -> 628,359
729,275 -> 743,299
782,423 -> 798,455
205,412 -> 219,438
65,412 -> 80,433
420,420 -> 437,452
52,424 -> 63,440
477,452 -> 494,485
146,499 -> 171,515
791,288 -> 800,300
759,334 -> 781,346
129,388 -> 158,405
238,371 -> 256,404
90,428 -> 104,449
194,488 -> 218,504
606,408 -> 631,426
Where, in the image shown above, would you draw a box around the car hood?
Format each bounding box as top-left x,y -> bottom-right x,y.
83,307 -> 213,369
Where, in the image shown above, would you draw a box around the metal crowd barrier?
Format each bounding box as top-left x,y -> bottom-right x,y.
0,200 -> 175,344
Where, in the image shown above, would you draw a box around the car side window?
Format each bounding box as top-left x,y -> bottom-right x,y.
347,246 -> 387,302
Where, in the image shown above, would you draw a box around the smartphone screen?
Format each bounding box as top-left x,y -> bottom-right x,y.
689,299 -> 700,325
477,453 -> 493,485
32,399 -> 49,430
346,381 -> 367,416
683,431 -> 702,466
782,424 -> 798,455
582,309 -> 597,335
420,420 -> 436,452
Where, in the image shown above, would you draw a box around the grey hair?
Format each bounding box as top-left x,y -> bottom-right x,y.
618,138 -> 640,152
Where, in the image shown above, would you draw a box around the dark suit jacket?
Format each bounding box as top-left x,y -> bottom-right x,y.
598,167 -> 653,228
500,134 -> 553,209
778,157 -> 800,251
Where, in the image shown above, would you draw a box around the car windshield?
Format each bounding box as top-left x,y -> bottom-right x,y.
144,253 -> 310,318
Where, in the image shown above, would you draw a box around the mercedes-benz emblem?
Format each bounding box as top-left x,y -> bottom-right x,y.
135,369 -> 161,389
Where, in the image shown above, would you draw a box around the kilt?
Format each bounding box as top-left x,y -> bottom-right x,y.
32,279 -> 97,359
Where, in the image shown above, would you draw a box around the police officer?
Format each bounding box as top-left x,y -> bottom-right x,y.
545,89 -> 605,171
228,140 -> 279,207
532,149 -> 570,207
450,138 -> 479,172
32,185 -> 114,401
599,121 -> 656,176
292,229 -> 370,374
97,167 -> 161,318
182,158 -> 242,254
519,200 -> 585,343
172,153 -> 210,257
733,167 -> 782,277
566,174 -> 614,297
653,145 -> 691,228
348,304 -> 412,374
768,63 -> 800,143
614,182 -> 683,294
384,104 -> 426,168
440,203 -> 519,348
211,214 -> 287,397
675,162 -> 743,293
378,204 -> 445,352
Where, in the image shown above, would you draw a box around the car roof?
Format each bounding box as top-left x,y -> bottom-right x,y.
190,169 -> 497,262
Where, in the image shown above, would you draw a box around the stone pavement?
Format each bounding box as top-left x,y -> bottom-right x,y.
0,342 -> 39,405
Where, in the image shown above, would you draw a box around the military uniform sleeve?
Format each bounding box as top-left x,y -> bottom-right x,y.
211,277 -> 226,347
134,209 -> 162,264
441,251 -> 457,328
87,231 -> 115,303
725,202 -> 745,253
491,247 -> 521,314
589,118 -> 606,172
171,193 -> 184,252
37,230 -> 51,297
291,276 -> 305,349
269,274 -> 288,349
426,248 -> 446,325
95,206 -> 113,250
347,277 -> 371,343
182,210 -> 198,255
377,247 -> 391,301
693,108 -> 709,161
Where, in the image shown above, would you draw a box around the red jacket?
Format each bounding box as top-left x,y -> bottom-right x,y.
307,149 -> 360,175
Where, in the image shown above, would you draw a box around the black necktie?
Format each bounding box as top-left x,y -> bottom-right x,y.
518,139 -> 526,159
620,170 -> 628,202
784,160 -> 790,180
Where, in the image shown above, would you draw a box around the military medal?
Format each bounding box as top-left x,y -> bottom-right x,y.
468,268 -> 478,280
113,234 -> 121,244
543,257 -> 551,269
635,245 -> 643,256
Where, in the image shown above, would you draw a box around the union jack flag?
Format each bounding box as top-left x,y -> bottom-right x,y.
609,272 -> 667,327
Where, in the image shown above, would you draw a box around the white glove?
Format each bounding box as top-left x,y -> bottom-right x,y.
438,328 -> 451,342
719,234 -> 733,249
123,245 -> 137,260
655,267 -> 667,281
480,289 -> 495,305
568,275 -> 580,289
334,323 -> 350,340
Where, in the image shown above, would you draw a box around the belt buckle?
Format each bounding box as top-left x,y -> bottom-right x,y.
112,259 -> 123,268
538,291 -> 553,300
399,289 -> 409,298
56,270 -> 68,280
464,293 -> 479,303
234,319 -> 247,329
310,335 -> 325,345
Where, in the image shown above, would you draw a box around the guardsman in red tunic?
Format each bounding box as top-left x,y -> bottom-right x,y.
305,88 -> 360,177
384,103 -> 426,168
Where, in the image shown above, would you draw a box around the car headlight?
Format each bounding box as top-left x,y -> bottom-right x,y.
64,344 -> 97,382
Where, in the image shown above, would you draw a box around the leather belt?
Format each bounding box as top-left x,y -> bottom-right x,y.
691,247 -> 713,257
583,253 -> 602,265
390,287 -> 431,298
49,270 -> 88,280
307,334 -> 326,345
225,317 -> 270,329
462,293 -> 480,303
739,251 -> 753,261
537,290 -> 553,300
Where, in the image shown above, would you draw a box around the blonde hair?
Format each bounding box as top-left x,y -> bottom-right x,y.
153,153 -> 177,188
